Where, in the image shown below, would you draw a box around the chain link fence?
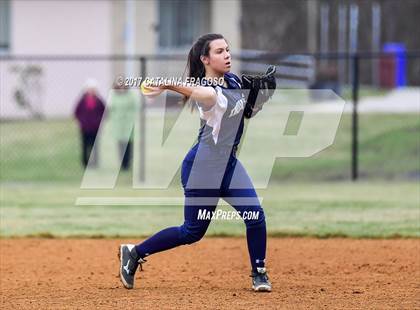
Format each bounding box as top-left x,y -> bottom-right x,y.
1,52 -> 419,183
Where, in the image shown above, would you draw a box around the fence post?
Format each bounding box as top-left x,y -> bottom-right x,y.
139,57 -> 146,183
351,53 -> 359,181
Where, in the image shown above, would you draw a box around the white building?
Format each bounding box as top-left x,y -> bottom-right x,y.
0,0 -> 241,118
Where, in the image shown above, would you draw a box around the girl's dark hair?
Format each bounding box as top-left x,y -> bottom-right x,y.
180,33 -> 225,107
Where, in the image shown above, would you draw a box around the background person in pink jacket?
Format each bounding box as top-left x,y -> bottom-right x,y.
74,78 -> 105,168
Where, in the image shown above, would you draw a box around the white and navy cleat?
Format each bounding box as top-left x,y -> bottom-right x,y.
118,244 -> 146,289
251,267 -> 272,292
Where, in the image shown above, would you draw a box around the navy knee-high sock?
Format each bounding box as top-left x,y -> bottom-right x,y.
135,226 -> 182,258
246,221 -> 267,271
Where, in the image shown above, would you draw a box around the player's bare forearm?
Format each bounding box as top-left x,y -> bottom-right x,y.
165,84 -> 217,109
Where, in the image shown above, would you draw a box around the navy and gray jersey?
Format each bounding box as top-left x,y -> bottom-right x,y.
196,72 -> 246,149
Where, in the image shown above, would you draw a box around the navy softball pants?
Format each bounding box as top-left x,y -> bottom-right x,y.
135,143 -> 267,271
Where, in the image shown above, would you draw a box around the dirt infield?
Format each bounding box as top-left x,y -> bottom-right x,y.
1,238 -> 419,309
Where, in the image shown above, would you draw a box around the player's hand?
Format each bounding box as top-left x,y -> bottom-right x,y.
141,81 -> 164,98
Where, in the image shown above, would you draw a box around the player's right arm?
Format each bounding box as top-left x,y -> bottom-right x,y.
141,82 -> 217,111
166,84 -> 217,110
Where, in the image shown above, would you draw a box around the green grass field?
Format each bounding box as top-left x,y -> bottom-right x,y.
1,113 -> 419,182
1,112 -> 419,238
0,181 -> 419,238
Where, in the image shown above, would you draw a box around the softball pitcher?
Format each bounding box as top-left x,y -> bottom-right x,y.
119,33 -> 276,292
